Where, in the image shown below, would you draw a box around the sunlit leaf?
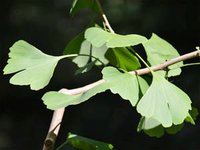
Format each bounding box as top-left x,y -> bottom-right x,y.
85,27 -> 147,48
3,40 -> 73,90
42,82 -> 110,110
142,33 -> 183,77
136,72 -> 192,127
105,47 -> 141,71
57,133 -> 113,150
43,66 -> 139,109
70,0 -> 98,16
137,117 -> 160,132
102,67 -> 139,106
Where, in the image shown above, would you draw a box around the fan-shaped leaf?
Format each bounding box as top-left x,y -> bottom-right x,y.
102,67 -> 139,106
43,66 -> 140,109
42,82 -> 110,110
85,27 -> 147,48
142,33 -> 183,77
3,40 -> 73,90
136,72 -> 192,127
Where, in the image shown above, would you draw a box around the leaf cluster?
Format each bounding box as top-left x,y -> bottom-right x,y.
3,0 -> 199,146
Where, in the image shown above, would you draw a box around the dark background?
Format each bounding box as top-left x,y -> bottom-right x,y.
0,0 -> 200,150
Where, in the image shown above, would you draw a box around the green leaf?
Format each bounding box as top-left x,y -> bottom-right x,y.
72,40 -> 108,67
42,82 -> 110,110
144,125 -> 165,138
137,117 -> 184,138
63,32 -> 84,55
70,0 -> 98,16
43,66 -> 139,109
143,33 -> 183,77
3,40 -> 72,90
136,72 -> 192,127
185,107 -> 199,125
105,47 -> 141,71
102,67 -> 139,106
57,133 -> 113,150
137,117 -> 161,132
85,27 -> 148,48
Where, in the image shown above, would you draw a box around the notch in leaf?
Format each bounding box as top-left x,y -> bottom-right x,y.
136,72 -> 192,127
3,40 -> 76,90
142,33 -> 183,77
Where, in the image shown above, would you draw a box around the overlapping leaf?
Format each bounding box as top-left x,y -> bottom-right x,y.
73,40 -> 108,67
136,72 -> 192,127
85,27 -> 148,48
43,67 -> 140,109
105,47 -> 141,71
143,33 -> 183,77
57,133 -> 113,150
42,82 -> 110,110
3,40 -> 73,90
137,116 -> 184,138
102,67 -> 139,106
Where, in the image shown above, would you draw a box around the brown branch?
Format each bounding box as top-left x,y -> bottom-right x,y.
42,107 -> 65,150
60,50 -> 200,95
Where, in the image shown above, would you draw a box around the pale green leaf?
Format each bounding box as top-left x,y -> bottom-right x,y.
42,82 -> 110,110
137,117 -> 161,131
85,27 -> 148,48
102,67 -> 139,106
105,47 -> 141,71
3,40 -> 70,90
70,0 -> 98,16
143,33 -> 183,77
72,40 -> 108,67
43,66 -> 139,109
57,133 -> 113,150
136,72 -> 192,127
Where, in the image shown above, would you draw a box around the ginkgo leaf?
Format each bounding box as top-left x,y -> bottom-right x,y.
42,82 -> 110,110
102,67 -> 139,106
137,116 -> 184,138
142,33 -> 183,77
137,117 -> 161,132
43,66 -> 140,109
3,40 -> 75,90
85,27 -> 148,48
57,133 -> 113,150
105,47 -> 141,71
136,72 -> 192,127
70,0 -> 98,16
71,40 -> 108,67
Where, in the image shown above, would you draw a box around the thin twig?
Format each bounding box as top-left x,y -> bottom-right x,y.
60,50 -> 200,95
96,0 -> 115,33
